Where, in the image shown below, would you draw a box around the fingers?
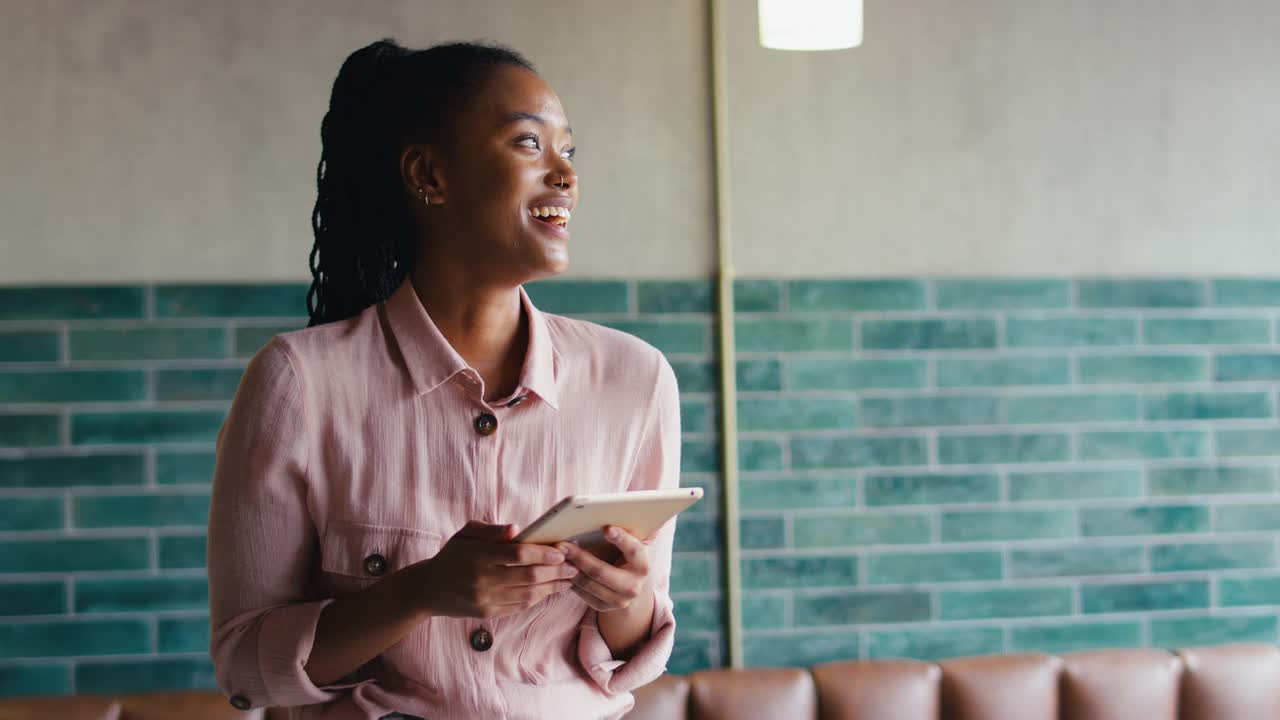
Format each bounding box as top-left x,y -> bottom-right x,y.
559,540 -> 644,592
457,521 -> 519,541
602,526 -> 648,567
504,562 -> 579,587
491,542 -> 566,567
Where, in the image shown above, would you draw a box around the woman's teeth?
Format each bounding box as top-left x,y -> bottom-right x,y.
529,206 -> 571,226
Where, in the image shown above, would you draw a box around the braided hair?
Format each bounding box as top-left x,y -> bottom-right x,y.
306,39 -> 535,327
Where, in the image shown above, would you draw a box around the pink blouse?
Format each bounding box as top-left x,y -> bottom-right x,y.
207,277 -> 680,719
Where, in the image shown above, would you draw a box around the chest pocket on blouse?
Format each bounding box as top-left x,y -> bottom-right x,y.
319,521 -> 445,594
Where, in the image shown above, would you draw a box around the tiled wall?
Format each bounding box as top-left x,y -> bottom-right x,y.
2,278 -> 1280,695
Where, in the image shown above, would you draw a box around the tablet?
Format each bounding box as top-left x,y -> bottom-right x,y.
513,488 -> 704,550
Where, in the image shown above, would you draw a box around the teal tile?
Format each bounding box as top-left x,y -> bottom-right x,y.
1083,580 -> 1209,613
787,359 -> 926,391
862,319 -> 996,350
669,637 -> 715,674
791,435 -> 927,469
75,577 -> 208,612
789,280 -> 925,312
935,279 -> 1069,310
1215,354 -> 1280,381
70,328 -> 227,361
866,627 -> 1004,661
158,617 -> 209,654
674,516 -> 718,552
75,658 -> 216,694
861,396 -> 999,428
155,284 -> 309,318
1080,431 -> 1208,461
1145,318 -> 1270,345
1081,505 -> 1209,537
1079,354 -> 1207,384
1144,392 -> 1272,421
866,551 -> 1002,584
0,665 -> 70,697
736,318 -> 853,352
1216,503 -> 1280,531
1009,469 -> 1143,501
0,498 -> 63,531
0,331 -> 60,363
740,439 -> 784,471
74,493 -> 209,528
1217,429 -> 1280,457
734,280 -> 783,312
742,517 -> 785,550
737,360 -> 783,391
1078,279 -> 1204,308
0,414 -> 59,448
738,397 -> 855,431
158,535 -> 206,569
0,370 -> 145,404
0,582 -> 67,616
794,514 -> 931,547
674,597 -> 720,633
742,556 -> 858,589
1007,318 -> 1137,347
156,452 -> 216,485
0,287 -> 144,320
1151,541 -> 1275,573
1005,394 -> 1139,424
942,510 -> 1075,542
940,587 -> 1073,620
681,440 -> 719,473
1213,279 -> 1280,307
71,410 -> 225,445
744,631 -> 859,667
671,555 -> 718,593
669,360 -> 782,393
1151,615 -> 1277,648
1010,546 -> 1144,579
601,320 -> 708,355
0,454 -> 144,489
938,433 -> 1069,465
0,619 -> 150,658
676,594 -> 784,633
936,357 -> 1070,387
740,476 -> 857,511
155,368 -> 244,402
637,280 -> 711,314
680,399 -> 711,434
0,539 -> 149,574
794,590 -> 931,626
1220,576 -> 1280,607
233,324 -> 297,358
1150,466 -> 1275,496
746,594 -> 788,630
524,280 -> 630,314
1011,622 -> 1141,654
865,473 -> 999,506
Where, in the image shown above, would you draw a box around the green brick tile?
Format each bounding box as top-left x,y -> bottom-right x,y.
0,287 -> 144,320
0,331 -> 60,363
737,360 -> 783,391
1005,394 -> 1139,424
524,280 -> 630,314
786,359 -> 926,391
861,396 -> 999,428
736,318 -> 853,352
942,510 -> 1075,542
0,665 -> 69,698
1151,541 -> 1275,573
1213,279 -> 1280,307
738,397 -> 855,432
0,538 -> 149,574
740,476 -> 858,511
71,410 -> 225,445
1009,469 -> 1144,501
154,368 -> 244,402
75,577 -> 208,612
865,473 -> 999,506
0,619 -> 150,658
742,556 -> 858,589
158,535 -> 206,569
155,284 -> 309,318
1145,318 -> 1270,345
637,280 -> 711,314
1079,354 -> 1207,384
740,439 -> 784,471
0,498 -> 63,531
866,551 -> 1002,584
676,595 -> 785,633
1144,392 -> 1272,421
1078,279 -> 1204,308
74,493 -> 209,529
1081,505 -> 1209,537
670,360 -> 782,393
600,321 -> 707,355
0,414 -> 59,448
794,590 -> 931,626
157,452 -> 216,485
862,319 -> 996,350
233,324 -> 297,358
1081,580 -> 1209,613
1011,622 -> 1141,654
940,587 -> 1073,620
935,279 -> 1070,310
938,433 -> 1069,465
681,440 -> 719,473
1217,503 -> 1280,532
742,517 -> 785,550
680,399 -> 711,434
937,357 -> 1070,387
791,435 -> 927,469
158,617 -> 209,654
1151,615 -> 1277,648
1079,431 -> 1208,461
1217,429 -> 1280,457
0,454 -> 144,489
669,637 -> 714,674
0,370 -> 146,404
1007,318 -> 1137,347
674,597 -> 720,633
866,627 -> 1005,661
794,514 -> 932,547
745,595 -> 787,630
1220,576 -> 1280,607
1215,354 -> 1280,382
789,280 -> 925,312
671,555 -> 718,593
735,280 -> 783,312
1009,546 -> 1144,579
1150,466 -> 1275,496
70,327 -> 227,361
674,517 -> 718,552
744,631 -> 860,667
0,582 -> 67,616
75,658 -> 216,694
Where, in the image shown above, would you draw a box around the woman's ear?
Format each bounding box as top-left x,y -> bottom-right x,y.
400,144 -> 445,206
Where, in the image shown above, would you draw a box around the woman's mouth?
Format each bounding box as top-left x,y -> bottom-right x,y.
529,206 -> 571,238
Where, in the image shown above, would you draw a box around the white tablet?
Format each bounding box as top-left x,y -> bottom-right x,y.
513,488 -> 704,551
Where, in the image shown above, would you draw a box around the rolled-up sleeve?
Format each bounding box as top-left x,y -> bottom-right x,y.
577,354 -> 680,695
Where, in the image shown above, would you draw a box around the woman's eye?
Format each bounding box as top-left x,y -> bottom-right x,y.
517,136 -> 540,149
562,147 -> 577,160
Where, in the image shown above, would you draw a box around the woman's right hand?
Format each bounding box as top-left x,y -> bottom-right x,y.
413,521 -> 579,619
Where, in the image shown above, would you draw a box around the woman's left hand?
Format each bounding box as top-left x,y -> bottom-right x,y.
558,526 -> 652,613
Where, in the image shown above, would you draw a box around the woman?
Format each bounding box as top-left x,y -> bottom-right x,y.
207,40 -> 680,720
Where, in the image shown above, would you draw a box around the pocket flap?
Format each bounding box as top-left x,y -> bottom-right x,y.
321,521 -> 445,578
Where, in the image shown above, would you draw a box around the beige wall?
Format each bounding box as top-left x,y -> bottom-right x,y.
2,1 -> 1277,283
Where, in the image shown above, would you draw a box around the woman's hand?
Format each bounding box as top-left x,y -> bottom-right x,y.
559,526 -> 653,613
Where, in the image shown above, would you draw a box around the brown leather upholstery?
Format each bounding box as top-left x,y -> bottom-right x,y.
939,653 -> 1061,720
627,672 -> 690,720
1178,643 -> 1280,719
1061,649 -> 1182,720
689,667 -> 815,720
812,659 -> 940,720
0,691 -> 266,720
